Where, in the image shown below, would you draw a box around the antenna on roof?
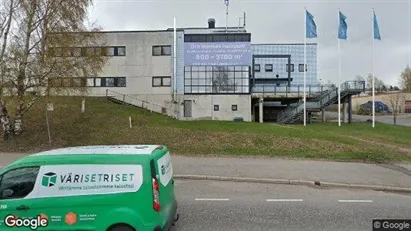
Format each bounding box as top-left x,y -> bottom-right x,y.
243,11 -> 246,29
224,0 -> 229,33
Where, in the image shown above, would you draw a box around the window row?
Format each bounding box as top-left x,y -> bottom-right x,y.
152,45 -> 171,56
152,76 -> 171,87
184,33 -> 251,43
185,71 -> 249,79
214,105 -> 238,112
49,77 -> 126,88
185,66 -> 250,72
185,78 -> 249,86
184,86 -> 249,94
49,46 -> 126,57
254,64 -> 308,72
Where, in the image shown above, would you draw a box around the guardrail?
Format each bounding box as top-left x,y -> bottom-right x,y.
277,81 -> 365,123
105,89 -> 180,118
251,84 -> 336,96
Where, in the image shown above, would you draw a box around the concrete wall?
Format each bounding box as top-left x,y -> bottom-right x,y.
88,31 -> 174,105
178,95 -> 251,122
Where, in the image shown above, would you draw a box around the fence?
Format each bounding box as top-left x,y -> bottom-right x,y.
105,89 -> 180,118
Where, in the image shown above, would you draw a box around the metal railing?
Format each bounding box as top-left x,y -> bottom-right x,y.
277,81 -> 365,123
105,89 -> 180,118
251,84 -> 336,96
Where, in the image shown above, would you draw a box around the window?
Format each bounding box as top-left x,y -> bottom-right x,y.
117,77 -> 126,87
152,45 -> 171,56
254,64 -> 260,72
184,33 -> 251,43
100,77 -> 126,87
117,47 -> 126,56
95,78 -> 101,87
104,78 -> 115,87
87,78 -> 95,87
299,64 -> 307,72
232,105 -> 238,111
152,76 -> 171,87
214,105 -> 219,111
162,46 -> 171,56
265,64 -> 273,72
286,64 -> 295,72
184,65 -> 250,94
0,167 -> 39,200
106,47 -> 115,56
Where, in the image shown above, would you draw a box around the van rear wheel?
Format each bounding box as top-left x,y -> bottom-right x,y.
108,224 -> 135,231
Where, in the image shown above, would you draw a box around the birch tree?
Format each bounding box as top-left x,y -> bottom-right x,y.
0,0 -> 108,140
385,93 -> 404,126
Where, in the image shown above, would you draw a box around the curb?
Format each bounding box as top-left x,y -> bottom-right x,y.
174,174 -> 411,194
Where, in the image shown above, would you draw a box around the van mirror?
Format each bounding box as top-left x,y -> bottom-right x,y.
2,189 -> 14,199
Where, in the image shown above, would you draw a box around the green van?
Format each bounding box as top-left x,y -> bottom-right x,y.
0,145 -> 179,231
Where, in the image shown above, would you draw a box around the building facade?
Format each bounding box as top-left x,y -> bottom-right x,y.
81,19 -> 318,122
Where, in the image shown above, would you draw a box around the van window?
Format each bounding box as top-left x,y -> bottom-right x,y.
0,167 -> 39,200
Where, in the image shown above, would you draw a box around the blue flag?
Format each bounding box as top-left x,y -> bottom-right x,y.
373,11 -> 381,40
338,11 -> 347,40
306,10 -> 317,38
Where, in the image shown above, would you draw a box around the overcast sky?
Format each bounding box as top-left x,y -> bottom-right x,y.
88,0 -> 411,87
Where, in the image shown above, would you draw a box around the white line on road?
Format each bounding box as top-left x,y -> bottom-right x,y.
338,200 -> 373,203
195,198 -> 230,201
266,199 -> 304,202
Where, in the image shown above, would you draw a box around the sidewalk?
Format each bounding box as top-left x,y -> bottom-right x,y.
2,153 -> 411,191
171,155 -> 411,189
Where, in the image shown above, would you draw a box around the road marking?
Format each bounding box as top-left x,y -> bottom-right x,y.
266,199 -> 303,202
195,198 -> 230,201
338,200 -> 373,203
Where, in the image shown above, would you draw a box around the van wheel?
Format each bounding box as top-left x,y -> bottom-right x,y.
108,224 -> 135,231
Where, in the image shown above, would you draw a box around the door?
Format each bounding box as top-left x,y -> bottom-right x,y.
183,100 -> 192,117
0,166 -> 44,230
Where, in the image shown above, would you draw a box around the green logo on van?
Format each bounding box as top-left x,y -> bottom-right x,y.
42,172 -> 57,187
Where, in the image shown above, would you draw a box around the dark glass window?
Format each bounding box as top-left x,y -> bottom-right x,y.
299,64 -> 307,72
152,76 -> 171,87
286,64 -> 295,72
254,64 -> 261,72
153,45 -> 171,56
265,64 -> 273,72
232,105 -> 238,111
0,167 -> 39,200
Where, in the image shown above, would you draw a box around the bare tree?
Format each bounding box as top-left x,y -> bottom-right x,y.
0,0 -> 108,139
385,93 -> 405,125
366,74 -> 386,92
400,65 -> 411,93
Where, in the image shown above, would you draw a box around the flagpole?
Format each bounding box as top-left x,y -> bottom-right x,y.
304,7 -> 307,126
372,8 -> 375,128
338,9 -> 341,127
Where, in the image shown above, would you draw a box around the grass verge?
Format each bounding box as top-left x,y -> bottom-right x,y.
1,96 -> 410,163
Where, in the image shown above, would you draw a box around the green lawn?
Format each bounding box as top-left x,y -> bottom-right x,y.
1,96 -> 410,163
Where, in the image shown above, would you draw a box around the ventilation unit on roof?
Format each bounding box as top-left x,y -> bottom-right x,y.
208,18 -> 216,28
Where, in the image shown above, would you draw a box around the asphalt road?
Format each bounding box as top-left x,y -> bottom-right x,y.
173,180 -> 411,231
324,111 -> 411,127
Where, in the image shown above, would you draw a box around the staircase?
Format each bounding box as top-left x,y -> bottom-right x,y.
105,89 -> 179,118
277,81 -> 365,124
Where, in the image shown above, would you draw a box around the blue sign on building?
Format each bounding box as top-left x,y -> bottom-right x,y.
184,42 -> 252,66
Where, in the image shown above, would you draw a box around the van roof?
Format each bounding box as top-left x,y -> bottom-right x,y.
32,145 -> 163,156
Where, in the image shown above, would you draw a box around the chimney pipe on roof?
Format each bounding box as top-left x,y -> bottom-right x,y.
208,18 -> 216,28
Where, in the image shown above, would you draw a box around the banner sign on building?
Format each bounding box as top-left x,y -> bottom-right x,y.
184,42 -> 252,66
